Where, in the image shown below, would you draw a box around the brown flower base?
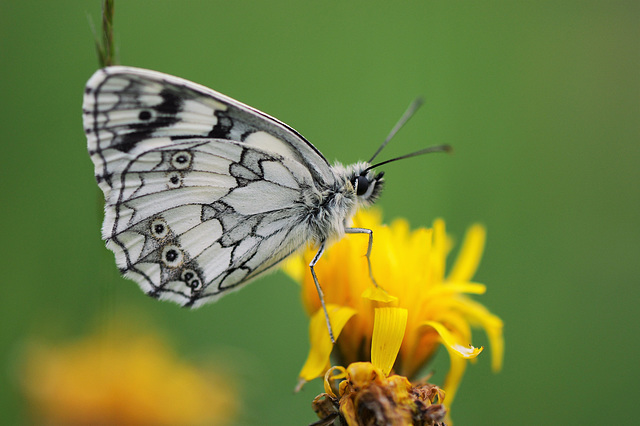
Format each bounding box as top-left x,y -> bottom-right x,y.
311,363 -> 446,426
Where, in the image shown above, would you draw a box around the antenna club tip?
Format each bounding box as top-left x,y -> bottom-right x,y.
443,144 -> 453,154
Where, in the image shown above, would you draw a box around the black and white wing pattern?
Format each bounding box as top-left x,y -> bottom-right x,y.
83,66 -> 342,308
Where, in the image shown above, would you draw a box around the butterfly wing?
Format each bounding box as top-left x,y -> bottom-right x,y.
83,67 -> 330,307
84,66 -> 335,193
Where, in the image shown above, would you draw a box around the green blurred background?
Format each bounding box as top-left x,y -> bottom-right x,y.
1,1 -> 638,424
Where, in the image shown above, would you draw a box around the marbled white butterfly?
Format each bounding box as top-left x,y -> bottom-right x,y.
83,67 -> 448,340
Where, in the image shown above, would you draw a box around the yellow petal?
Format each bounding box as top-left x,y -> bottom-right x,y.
448,297 -> 504,372
447,224 -> 486,282
362,287 -> 398,303
426,282 -> 487,297
431,219 -> 448,280
421,320 -> 483,359
340,396 -> 359,426
371,308 -> 408,376
442,345 -> 468,406
487,322 -> 504,372
323,366 -> 347,397
298,305 -> 357,382
421,320 -> 483,406
345,362 -> 384,389
280,250 -> 308,282
352,207 -> 382,227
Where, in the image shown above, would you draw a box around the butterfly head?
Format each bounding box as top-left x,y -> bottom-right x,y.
349,164 -> 385,206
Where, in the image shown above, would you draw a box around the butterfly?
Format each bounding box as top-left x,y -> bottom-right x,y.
83,66 -> 448,341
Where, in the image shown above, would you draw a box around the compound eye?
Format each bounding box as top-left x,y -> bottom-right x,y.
354,175 -> 370,196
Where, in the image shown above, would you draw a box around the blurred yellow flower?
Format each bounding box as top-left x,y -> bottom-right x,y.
21,323 -> 237,426
284,209 -> 503,405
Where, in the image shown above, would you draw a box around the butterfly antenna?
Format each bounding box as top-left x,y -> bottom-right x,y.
365,144 -> 452,172
368,97 -> 425,163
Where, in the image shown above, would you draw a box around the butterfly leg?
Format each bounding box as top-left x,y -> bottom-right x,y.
345,227 -> 379,288
309,241 -> 335,343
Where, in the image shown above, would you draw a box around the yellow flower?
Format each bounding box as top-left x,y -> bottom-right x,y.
284,209 -> 503,405
21,322 -> 238,426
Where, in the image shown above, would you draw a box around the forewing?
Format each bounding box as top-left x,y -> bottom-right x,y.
83,66 -> 335,195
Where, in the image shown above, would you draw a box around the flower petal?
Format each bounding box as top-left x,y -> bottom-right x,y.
447,224 -> 486,283
442,345 -> 468,405
323,366 -> 347,397
426,282 -> 487,297
420,320 -> 483,405
449,297 -> 504,372
280,251 -> 307,282
421,320 -> 483,359
298,305 -> 357,383
371,307 -> 408,376
340,395 -> 358,426
352,208 -> 383,229
362,287 -> 398,303
487,323 -> 504,373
